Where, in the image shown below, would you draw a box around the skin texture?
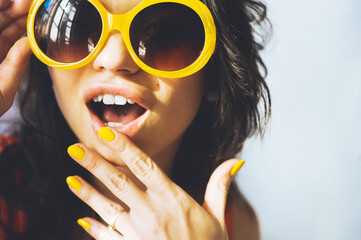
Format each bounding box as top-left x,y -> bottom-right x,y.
48,31 -> 206,175
47,1 -> 206,175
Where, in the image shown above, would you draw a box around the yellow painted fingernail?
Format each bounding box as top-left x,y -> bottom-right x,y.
77,218 -> 90,229
98,127 -> 115,142
66,176 -> 82,191
67,145 -> 85,160
231,160 -> 246,176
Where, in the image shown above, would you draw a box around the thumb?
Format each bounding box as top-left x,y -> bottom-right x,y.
203,159 -> 245,223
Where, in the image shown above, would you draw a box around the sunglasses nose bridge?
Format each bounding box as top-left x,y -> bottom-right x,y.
108,14 -> 127,33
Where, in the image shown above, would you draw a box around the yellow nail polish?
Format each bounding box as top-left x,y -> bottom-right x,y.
98,127 -> 115,142
67,145 -> 85,160
66,176 -> 82,191
231,160 -> 246,176
77,218 -> 90,230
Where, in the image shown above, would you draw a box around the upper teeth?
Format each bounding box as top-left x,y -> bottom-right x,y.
93,94 -> 135,105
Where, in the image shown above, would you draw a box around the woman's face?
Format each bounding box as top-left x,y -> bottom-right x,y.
48,0 -> 205,172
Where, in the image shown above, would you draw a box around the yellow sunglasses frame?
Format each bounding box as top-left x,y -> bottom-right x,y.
27,0 -> 216,78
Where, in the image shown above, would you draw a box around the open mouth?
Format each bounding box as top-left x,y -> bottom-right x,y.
87,93 -> 147,128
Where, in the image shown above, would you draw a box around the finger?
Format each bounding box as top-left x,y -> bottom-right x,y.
66,175 -> 130,233
0,10 -> 24,31
203,159 -> 245,223
97,127 -> 174,194
0,0 -> 31,18
77,218 -> 124,240
0,37 -> 31,115
0,0 -> 11,10
0,15 -> 27,60
67,144 -> 148,208
1,14 -> 27,39
0,0 -> 30,30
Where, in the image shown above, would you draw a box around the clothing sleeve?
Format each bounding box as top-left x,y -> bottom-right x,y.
0,135 -> 30,239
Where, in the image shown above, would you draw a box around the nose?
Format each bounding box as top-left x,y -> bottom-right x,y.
92,32 -> 140,75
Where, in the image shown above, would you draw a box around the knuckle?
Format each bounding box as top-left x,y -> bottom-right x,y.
80,188 -> 94,204
171,195 -> 190,218
217,178 -> 230,194
116,136 -> 128,154
86,155 -> 100,172
147,211 -> 163,230
103,202 -> 122,220
108,172 -> 128,194
132,155 -> 154,179
175,194 -> 190,210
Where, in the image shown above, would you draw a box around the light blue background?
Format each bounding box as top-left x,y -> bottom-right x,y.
237,0 -> 361,239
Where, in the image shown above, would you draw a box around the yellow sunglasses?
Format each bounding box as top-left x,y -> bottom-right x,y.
27,0 -> 216,78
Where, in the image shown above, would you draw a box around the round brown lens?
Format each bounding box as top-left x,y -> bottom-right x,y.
130,3 -> 205,72
34,0 -> 102,63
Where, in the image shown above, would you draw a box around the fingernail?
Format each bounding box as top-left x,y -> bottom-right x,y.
67,145 -> 85,160
66,176 -> 82,191
77,218 -> 90,229
98,127 -> 115,142
231,160 -> 246,176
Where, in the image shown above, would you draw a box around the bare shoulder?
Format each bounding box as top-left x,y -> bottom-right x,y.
230,196 -> 261,240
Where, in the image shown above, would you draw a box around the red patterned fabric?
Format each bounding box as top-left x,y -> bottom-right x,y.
0,135 -> 18,153
0,135 -> 234,239
0,135 -> 30,240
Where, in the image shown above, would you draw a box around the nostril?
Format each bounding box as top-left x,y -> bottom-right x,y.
93,53 -> 141,74
116,68 -> 139,75
92,33 -> 141,74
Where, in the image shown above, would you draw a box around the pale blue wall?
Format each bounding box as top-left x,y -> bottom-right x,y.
237,0 -> 361,239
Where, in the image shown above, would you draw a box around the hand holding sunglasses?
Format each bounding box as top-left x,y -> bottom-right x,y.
0,0 -> 32,116
27,0 -> 217,78
0,0 -> 31,61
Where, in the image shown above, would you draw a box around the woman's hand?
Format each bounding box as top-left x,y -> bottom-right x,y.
66,127 -> 245,240
0,0 -> 32,116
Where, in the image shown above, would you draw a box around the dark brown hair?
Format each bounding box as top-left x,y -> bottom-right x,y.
172,0 -> 271,202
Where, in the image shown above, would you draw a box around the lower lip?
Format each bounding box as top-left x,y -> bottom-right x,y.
89,108 -> 150,138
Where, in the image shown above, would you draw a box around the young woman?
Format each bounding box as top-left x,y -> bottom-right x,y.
0,0 -> 271,239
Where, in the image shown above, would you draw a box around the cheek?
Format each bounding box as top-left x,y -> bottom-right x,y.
134,74 -> 205,159
48,68 -> 82,124
49,69 -> 70,109
171,79 -> 204,119
154,72 -> 205,140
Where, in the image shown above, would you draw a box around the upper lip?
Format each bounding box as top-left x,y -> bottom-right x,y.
83,83 -> 152,110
